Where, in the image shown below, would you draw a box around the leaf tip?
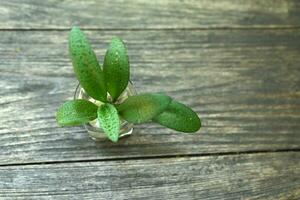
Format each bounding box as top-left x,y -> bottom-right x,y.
70,26 -> 80,33
111,36 -> 123,43
109,135 -> 119,143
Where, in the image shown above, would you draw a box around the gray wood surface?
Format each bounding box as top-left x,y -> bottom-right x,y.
1,0 -> 300,29
0,29 -> 300,165
1,0 -> 300,199
0,152 -> 299,199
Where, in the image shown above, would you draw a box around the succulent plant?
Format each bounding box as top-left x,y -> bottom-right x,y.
56,26 -> 201,142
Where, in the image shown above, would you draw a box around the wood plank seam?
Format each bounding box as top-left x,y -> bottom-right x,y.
1,27 -> 300,31
0,149 -> 299,167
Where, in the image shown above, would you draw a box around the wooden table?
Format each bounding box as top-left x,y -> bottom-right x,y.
0,0 -> 300,199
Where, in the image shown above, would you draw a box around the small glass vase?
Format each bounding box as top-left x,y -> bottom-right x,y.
74,82 -> 137,141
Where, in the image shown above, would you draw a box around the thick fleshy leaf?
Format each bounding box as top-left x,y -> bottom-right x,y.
103,37 -> 130,101
153,100 -> 201,133
97,103 -> 120,142
56,99 -> 98,126
69,26 -> 107,102
116,93 -> 171,124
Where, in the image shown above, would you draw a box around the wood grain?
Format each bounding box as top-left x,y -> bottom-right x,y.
1,0 -> 300,29
0,29 -> 299,165
0,152 -> 299,199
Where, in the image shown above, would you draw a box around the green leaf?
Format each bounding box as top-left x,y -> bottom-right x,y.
56,99 -> 98,126
69,26 -> 107,102
97,103 -> 120,142
116,93 -> 171,124
103,37 -> 130,101
153,100 -> 201,133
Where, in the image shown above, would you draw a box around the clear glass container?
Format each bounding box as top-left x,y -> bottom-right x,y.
74,82 -> 137,141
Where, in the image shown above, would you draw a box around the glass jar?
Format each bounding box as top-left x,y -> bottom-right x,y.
74,82 -> 137,141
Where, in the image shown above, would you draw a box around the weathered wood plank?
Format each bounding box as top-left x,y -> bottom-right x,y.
0,152 -> 299,199
1,0 -> 300,29
0,30 -> 300,165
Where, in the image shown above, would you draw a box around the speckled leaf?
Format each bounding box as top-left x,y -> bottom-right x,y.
153,100 -> 201,133
103,37 -> 130,102
97,103 -> 120,143
69,26 -> 107,102
116,93 -> 171,124
56,99 -> 98,126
